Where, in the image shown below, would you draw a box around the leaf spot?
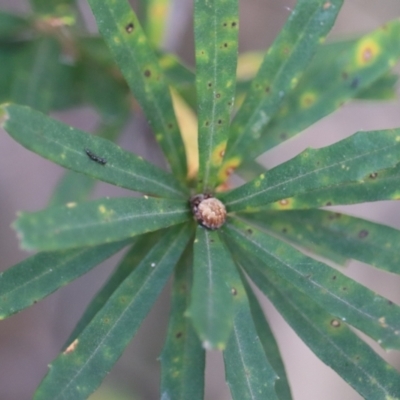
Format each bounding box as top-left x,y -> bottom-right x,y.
358,229 -> 369,239
125,22 -> 134,33
330,319 -> 341,328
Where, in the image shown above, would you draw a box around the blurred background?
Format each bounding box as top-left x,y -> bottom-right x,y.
1,0 -> 400,399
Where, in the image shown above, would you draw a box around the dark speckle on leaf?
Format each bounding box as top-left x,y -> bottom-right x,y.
358,229 -> 369,239
350,77 -> 360,89
144,69 -> 151,77
125,22 -> 134,33
175,332 -> 183,338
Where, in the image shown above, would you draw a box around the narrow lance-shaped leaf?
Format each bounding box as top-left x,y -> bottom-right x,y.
187,227 -> 237,349
0,240 -> 130,320
242,210 -> 347,266
195,0 -> 238,190
222,262 -> 279,400
263,162 -> 400,210
140,0 -> 171,47
34,223 -> 192,400
64,231 -> 162,346
30,0 -> 76,14
10,38 -> 63,113
1,104 -> 188,199
160,243 -> 205,400
220,0 -> 343,179
48,114 -> 130,207
244,209 -> 400,275
88,0 -> 188,181
220,128 -> 400,212
222,218 -> 400,350
14,197 -> 190,251
238,250 -> 400,400
0,11 -> 29,38
238,270 -> 292,399
251,19 -> 400,158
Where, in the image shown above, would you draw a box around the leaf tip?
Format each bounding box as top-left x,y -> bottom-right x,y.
12,215 -> 35,252
0,103 -> 10,127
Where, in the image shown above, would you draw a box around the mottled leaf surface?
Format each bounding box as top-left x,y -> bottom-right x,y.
220,128 -> 400,212
253,20 -> 400,157
221,0 -> 343,177
0,240 -> 129,320
244,209 -> 400,274
65,232 -> 162,346
195,0 -> 238,190
187,228 -> 237,349
243,253 -> 400,400
34,224 -> 191,400
223,218 -> 400,349
160,244 -> 205,400
14,197 -> 190,251
263,163 -> 400,210
240,272 -> 292,399
88,0 -> 187,181
223,268 -> 279,400
1,104 -> 187,198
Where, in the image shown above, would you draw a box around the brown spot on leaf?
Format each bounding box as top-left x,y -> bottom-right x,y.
358,230 -> 369,239
216,93 -> 221,98
231,21 -> 237,27
247,228 -> 253,234
369,172 -> 378,179
144,69 -> 151,77
125,22 -> 134,33
331,319 -> 341,328
176,332 -> 183,339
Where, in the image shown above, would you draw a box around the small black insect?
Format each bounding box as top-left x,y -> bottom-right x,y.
85,148 -> 107,165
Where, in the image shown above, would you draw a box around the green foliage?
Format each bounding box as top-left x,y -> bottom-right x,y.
1,1 -> 400,399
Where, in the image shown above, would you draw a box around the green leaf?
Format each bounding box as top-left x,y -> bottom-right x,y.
88,0 -> 188,181
266,162 -> 400,210
222,218 -> 400,350
10,38 -> 64,113
48,171 -> 96,207
34,223 -> 191,400
240,252 -> 400,400
64,231 -> 162,346
223,270 -> 279,400
240,273 -> 292,399
245,209 -> 400,274
222,0 -> 343,172
0,240 -> 129,320
160,244 -> 205,400
195,0 -> 238,190
30,0 -> 76,14
0,11 -> 29,38
0,44 -> 23,104
1,104 -> 188,198
14,197 -> 190,251
81,59 -> 130,124
252,20 -> 400,157
187,227 -> 237,349
355,72 -> 398,100
219,128 -> 400,212
140,0 -> 170,48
